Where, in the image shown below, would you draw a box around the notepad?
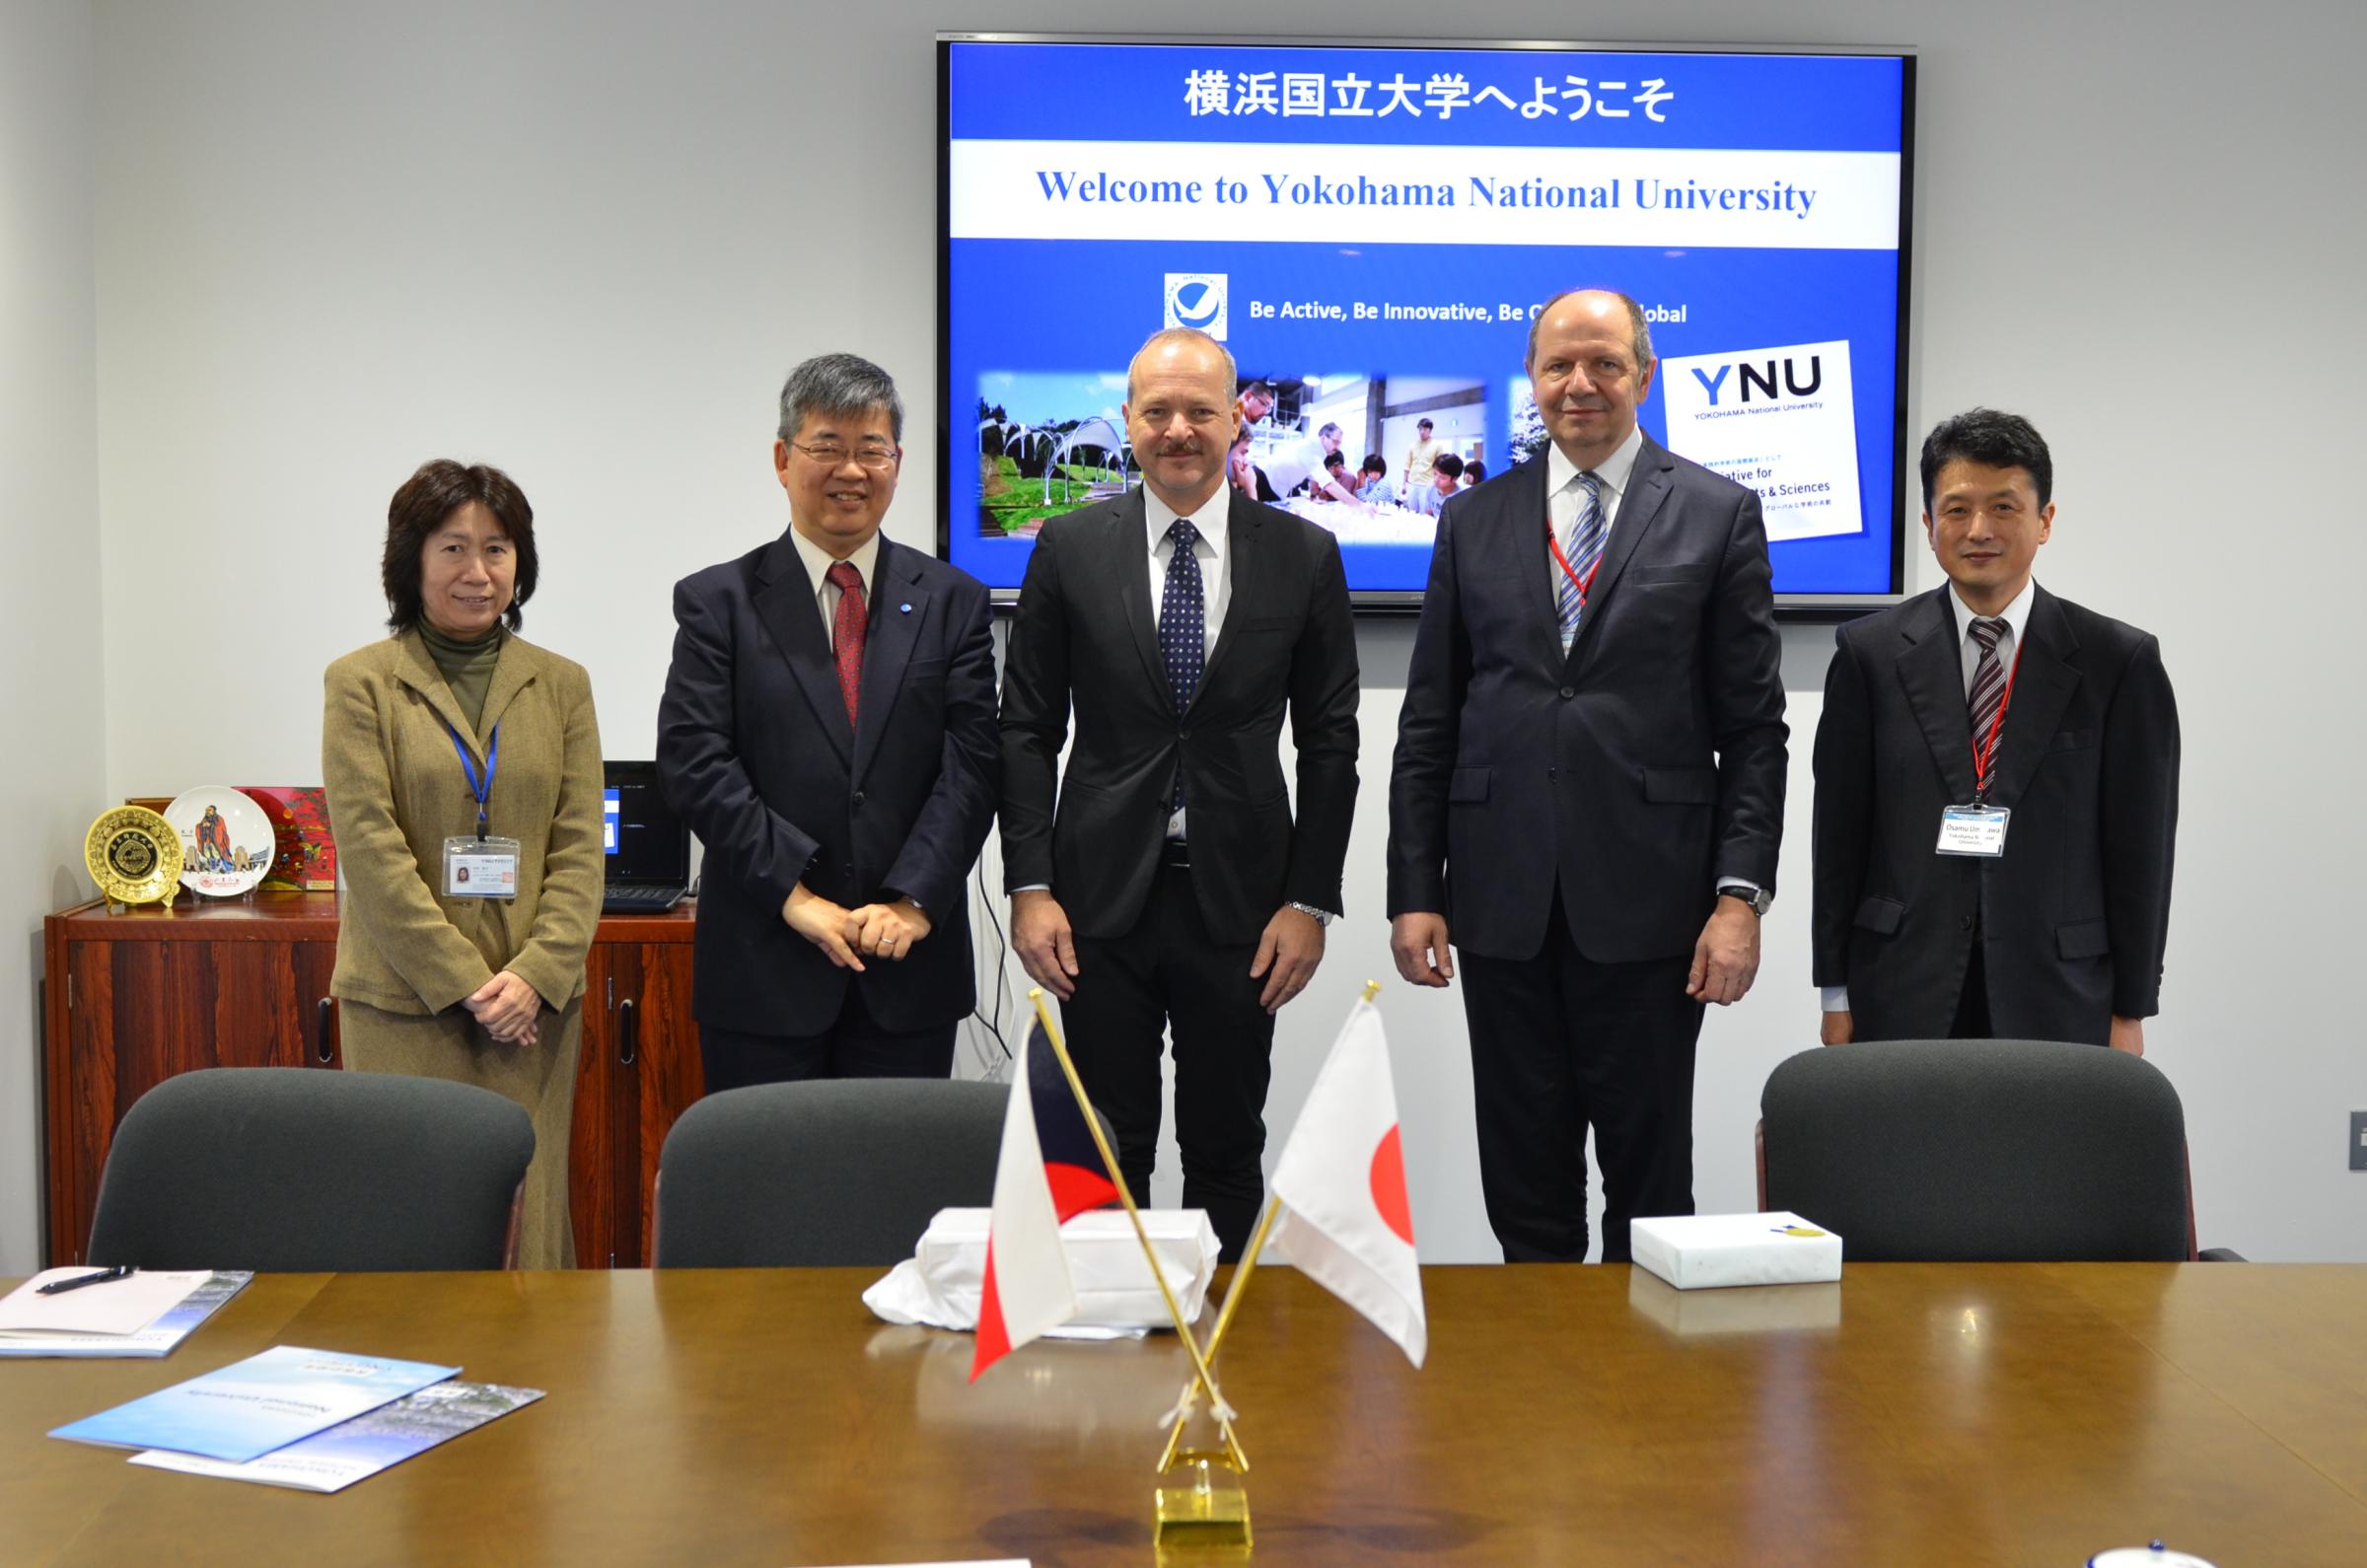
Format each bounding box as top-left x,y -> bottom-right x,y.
0,1272 -> 251,1359
0,1268 -> 211,1338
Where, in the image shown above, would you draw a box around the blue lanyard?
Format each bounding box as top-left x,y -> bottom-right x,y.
445,721 -> 500,839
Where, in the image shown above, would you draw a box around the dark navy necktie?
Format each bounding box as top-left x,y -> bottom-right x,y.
1161,518 -> 1205,809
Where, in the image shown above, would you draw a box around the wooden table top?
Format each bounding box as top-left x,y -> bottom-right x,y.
5,1263 -> 2364,1566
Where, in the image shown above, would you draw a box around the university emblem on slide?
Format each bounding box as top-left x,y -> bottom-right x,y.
1164,274 -> 1227,339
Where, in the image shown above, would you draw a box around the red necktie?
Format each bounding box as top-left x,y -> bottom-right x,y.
826,561 -> 867,730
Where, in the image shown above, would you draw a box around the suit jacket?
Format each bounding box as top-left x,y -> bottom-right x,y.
1811,584 -> 2180,1044
323,629 -> 605,1016
657,531 -> 999,1035
999,487 -> 1360,944
1388,435 -> 1788,962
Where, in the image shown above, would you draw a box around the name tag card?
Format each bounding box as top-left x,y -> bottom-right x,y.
1935,805 -> 2009,858
443,836 -> 521,897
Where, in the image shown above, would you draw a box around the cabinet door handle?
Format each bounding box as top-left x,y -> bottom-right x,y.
315,998 -> 335,1064
617,997 -> 637,1067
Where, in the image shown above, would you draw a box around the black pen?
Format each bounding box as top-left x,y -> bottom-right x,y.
36,1265 -> 135,1295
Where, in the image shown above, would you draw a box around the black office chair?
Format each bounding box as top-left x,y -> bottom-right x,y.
1757,1038 -> 2240,1261
654,1079 -> 1038,1267
86,1066 -> 535,1271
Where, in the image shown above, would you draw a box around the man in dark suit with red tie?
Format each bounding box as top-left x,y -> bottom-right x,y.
658,353 -> 998,1090
1387,288 -> 1788,1264
1000,326 -> 1360,1260
1813,408 -> 2179,1051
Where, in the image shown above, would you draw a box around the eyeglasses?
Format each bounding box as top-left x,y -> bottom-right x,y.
790,441 -> 900,471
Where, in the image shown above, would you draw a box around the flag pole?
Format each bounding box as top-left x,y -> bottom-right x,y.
1028,988 -> 1249,1473
1158,979 -> 1383,1471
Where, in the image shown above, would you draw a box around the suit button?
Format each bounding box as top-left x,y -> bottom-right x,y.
1960,915 -> 1975,933
851,791 -> 865,809
1558,686 -> 1575,700
1179,728 -> 1191,740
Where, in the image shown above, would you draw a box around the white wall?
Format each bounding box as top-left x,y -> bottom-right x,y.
41,0 -> 2367,1267
0,0 -> 103,1274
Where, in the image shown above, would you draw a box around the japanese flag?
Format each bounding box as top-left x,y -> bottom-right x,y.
1268,998 -> 1427,1367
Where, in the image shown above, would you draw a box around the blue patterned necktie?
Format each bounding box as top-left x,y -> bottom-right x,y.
1555,470 -> 1607,648
1161,518 -> 1205,808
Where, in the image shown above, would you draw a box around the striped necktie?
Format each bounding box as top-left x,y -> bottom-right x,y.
1555,469 -> 1607,648
1968,616 -> 2008,754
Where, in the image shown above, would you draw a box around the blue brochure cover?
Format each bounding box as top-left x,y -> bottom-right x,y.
128,1382 -> 544,1491
49,1344 -> 462,1462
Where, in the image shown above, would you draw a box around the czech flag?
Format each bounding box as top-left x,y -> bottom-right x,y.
970,1020 -> 1121,1381
1268,998 -> 1428,1367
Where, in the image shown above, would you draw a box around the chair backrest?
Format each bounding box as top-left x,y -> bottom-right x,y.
654,1079 -> 1018,1267
86,1067 -> 536,1271
1757,1039 -> 2194,1262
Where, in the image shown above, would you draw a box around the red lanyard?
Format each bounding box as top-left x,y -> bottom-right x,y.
1971,641 -> 2025,800
1547,529 -> 1604,606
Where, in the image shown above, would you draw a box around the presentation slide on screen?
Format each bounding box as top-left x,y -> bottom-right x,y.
944,40 -> 1908,600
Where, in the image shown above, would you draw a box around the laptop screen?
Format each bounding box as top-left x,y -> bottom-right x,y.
602,761 -> 689,886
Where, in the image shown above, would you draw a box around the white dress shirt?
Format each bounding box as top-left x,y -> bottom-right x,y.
1822,576 -> 2039,1014
786,527 -> 881,650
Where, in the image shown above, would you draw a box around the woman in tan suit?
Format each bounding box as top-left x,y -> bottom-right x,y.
323,460 -> 603,1268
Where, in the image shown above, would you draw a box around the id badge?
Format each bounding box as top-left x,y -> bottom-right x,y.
444,835 -> 522,896
1935,805 -> 2010,858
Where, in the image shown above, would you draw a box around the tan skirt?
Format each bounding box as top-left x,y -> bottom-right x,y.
339,994 -> 583,1269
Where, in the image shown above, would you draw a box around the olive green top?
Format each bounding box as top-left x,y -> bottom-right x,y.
417,620 -> 505,735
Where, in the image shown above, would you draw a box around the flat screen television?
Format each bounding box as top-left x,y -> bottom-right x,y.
940,35 -> 1915,610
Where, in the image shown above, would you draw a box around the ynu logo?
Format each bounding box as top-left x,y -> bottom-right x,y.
1687,355 -> 1825,408
1164,273 -> 1227,339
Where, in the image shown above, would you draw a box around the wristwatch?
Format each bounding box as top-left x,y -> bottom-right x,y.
1287,901 -> 1334,928
1719,886 -> 1772,918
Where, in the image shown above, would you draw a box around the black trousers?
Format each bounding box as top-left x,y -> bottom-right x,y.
1060,857 -> 1275,1260
1458,894 -> 1705,1264
698,985 -> 956,1094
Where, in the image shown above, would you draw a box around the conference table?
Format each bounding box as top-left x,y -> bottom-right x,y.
6,1263 -> 2365,1565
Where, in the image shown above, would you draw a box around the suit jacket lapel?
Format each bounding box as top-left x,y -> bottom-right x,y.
1492,459 -> 1562,672
1113,490 -> 1167,702
391,630 -> 488,760
851,539 -> 927,785
753,527 -> 854,769
1896,588 -> 1980,803
1567,434 -> 1673,674
477,637 -> 538,740
1192,491 -> 1263,708
1980,585 -> 2080,809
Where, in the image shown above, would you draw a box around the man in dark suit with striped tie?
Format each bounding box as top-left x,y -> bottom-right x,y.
1812,408 -> 2179,1052
1387,288 -> 1788,1264
999,326 -> 1360,1260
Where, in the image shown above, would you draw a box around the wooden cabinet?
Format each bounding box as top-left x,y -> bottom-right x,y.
40,893 -> 702,1269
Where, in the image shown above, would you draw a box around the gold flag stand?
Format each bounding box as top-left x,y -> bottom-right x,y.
1026,980 -> 1389,1553
1025,990 -> 1254,1549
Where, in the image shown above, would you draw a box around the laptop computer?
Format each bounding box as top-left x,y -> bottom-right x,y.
601,761 -> 691,914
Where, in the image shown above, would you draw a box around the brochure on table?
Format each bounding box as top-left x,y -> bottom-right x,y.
49,1344 -> 461,1462
129,1381 -> 544,1492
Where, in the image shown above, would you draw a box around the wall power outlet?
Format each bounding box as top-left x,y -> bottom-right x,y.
2352,1111 -> 2367,1173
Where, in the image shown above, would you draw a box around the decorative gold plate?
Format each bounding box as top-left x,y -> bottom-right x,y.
85,806 -> 184,905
